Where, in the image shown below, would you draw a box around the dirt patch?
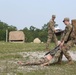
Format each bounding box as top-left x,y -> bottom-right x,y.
0,51 -> 76,74
18,51 -> 76,61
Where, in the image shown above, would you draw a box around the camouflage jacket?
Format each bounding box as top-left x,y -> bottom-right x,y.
61,24 -> 73,43
48,20 -> 55,34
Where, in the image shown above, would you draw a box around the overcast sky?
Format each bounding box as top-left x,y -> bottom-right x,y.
0,0 -> 76,30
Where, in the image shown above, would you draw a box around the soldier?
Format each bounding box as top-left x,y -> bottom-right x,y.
58,18 -> 75,65
46,15 -> 58,50
18,45 -> 61,66
18,51 -> 61,66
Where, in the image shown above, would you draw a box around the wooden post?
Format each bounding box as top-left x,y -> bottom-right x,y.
6,29 -> 8,42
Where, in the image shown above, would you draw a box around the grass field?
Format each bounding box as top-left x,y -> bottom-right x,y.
0,42 -> 76,75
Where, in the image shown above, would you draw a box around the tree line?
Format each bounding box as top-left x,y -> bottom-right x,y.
23,24 -> 48,42
0,21 -> 60,42
0,21 -> 17,41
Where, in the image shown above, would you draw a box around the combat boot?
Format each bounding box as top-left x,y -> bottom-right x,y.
57,61 -> 62,65
67,61 -> 74,65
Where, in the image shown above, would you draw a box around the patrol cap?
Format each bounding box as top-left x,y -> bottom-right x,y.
52,15 -> 56,18
63,18 -> 70,22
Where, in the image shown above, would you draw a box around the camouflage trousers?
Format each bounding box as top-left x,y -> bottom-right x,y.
22,50 -> 61,66
49,50 -> 61,64
58,40 -> 74,62
21,58 -> 49,66
40,50 -> 61,65
46,33 -> 58,49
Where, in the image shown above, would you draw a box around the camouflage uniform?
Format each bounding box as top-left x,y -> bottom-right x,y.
21,50 -> 61,66
58,23 -> 74,62
37,50 -> 61,65
46,19 -> 58,50
49,50 -> 61,64
21,57 -> 49,66
39,50 -> 61,65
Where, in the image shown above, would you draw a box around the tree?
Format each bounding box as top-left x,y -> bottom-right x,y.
0,20 -> 60,42
42,24 -> 48,31
30,26 -> 36,31
8,25 -> 17,32
0,21 -> 17,41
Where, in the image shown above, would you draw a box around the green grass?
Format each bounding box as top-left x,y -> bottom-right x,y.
0,61 -> 76,75
0,42 -> 45,53
0,42 -> 56,53
24,63 -> 76,75
0,62 -> 76,75
0,41 -> 76,60
0,42 -> 55,60
0,42 -> 76,75
0,42 -> 76,53
0,53 -> 23,59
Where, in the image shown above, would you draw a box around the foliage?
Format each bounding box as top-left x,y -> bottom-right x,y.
23,24 -> 48,42
0,20 -> 61,42
0,21 -> 17,41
